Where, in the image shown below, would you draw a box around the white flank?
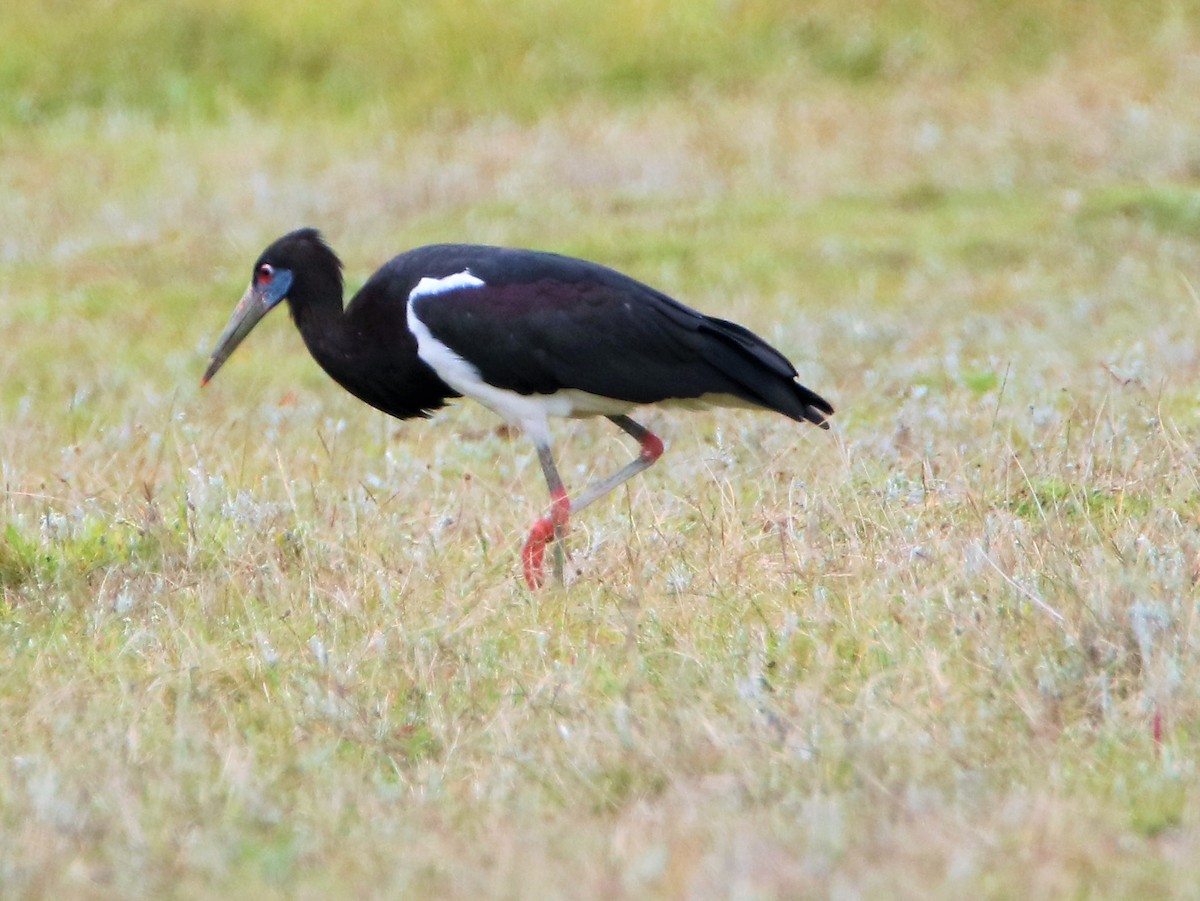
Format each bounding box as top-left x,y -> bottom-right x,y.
406,270 -> 633,443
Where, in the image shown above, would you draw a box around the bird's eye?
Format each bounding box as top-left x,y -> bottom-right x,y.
256,264 -> 274,285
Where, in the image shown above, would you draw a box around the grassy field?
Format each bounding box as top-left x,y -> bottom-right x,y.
4,1 -> 1200,897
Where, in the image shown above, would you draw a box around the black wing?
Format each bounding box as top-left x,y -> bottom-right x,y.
380,245 -> 833,426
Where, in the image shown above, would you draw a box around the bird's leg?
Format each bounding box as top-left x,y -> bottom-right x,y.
521,417 -> 664,590
522,442 -> 571,589
568,415 -> 664,515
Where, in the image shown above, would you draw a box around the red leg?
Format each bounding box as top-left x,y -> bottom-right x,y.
635,429 -> 663,465
521,518 -> 554,589
521,416 -> 664,589
522,486 -> 569,589
569,416 -> 665,514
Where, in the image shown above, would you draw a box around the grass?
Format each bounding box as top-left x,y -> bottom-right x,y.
6,0 -> 1192,126
4,1 -> 1200,897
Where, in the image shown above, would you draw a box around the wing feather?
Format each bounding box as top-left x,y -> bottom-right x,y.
383,244 -> 830,424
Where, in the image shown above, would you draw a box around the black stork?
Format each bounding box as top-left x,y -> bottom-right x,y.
202,228 -> 833,588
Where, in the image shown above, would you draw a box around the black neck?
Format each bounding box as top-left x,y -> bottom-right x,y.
286,277 -> 455,421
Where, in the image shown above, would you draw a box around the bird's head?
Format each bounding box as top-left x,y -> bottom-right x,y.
202,228 -> 342,386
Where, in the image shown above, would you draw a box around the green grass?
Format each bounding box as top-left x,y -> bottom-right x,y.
4,1 -> 1200,898
1081,185 -> 1200,238
3,0 -> 1197,126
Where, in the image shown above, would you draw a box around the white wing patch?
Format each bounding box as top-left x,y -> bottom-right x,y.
409,269 -> 486,301
405,268 -> 634,443
407,270 -> 488,407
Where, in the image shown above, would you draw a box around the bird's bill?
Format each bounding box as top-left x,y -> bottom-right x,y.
201,284 -> 269,385
201,270 -> 292,386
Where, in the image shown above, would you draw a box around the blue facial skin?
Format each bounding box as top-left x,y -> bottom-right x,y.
202,267 -> 293,385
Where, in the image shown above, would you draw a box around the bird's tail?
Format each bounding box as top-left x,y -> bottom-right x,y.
700,315 -> 834,428
793,381 -> 834,429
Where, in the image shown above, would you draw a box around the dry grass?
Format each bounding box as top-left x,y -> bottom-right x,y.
4,6 -> 1200,899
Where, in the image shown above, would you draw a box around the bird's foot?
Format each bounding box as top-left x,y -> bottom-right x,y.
521,490 -> 570,589
522,517 -> 554,589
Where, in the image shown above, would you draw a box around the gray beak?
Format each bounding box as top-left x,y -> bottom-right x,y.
201,270 -> 292,385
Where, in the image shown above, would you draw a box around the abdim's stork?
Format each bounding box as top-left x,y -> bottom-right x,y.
202,229 -> 833,588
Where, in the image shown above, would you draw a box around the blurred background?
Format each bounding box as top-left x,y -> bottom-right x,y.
3,0 -> 1198,407
3,3 -> 1200,896
7,0 -> 1172,125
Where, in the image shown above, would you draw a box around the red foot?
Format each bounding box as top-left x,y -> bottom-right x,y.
522,517 -> 555,589
521,488 -> 571,590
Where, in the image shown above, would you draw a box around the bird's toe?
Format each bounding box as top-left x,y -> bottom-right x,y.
522,517 -> 556,589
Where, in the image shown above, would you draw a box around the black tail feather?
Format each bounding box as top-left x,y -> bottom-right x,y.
795,382 -> 834,429
700,316 -> 834,428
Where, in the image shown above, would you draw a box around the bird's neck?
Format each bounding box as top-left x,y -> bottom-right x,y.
287,283 -> 454,420
289,291 -> 359,381
286,276 -> 349,360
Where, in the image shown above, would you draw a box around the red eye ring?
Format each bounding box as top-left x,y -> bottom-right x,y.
257,263 -> 274,285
